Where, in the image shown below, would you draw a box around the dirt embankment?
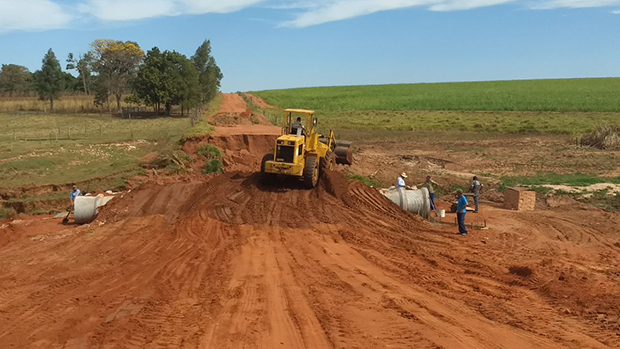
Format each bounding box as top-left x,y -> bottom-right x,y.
244,93 -> 276,109
181,93 -> 281,173
208,94 -> 270,126
1,168 -> 619,348
182,132 -> 278,172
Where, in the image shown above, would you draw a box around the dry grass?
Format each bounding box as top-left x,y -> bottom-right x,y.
580,125 -> 620,150
0,95 -> 106,113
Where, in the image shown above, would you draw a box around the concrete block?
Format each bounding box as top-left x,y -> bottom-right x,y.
504,188 -> 536,211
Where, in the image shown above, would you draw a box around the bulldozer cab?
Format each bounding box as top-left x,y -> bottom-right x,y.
284,109 -> 316,136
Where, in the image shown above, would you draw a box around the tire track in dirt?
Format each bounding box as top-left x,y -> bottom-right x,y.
0,171 -> 619,348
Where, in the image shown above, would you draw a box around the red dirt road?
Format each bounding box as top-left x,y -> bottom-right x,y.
1,170 -> 619,348
216,93 -> 249,114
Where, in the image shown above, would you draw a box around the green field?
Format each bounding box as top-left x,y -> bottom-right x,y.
259,108 -> 619,136
254,78 -> 620,112
0,97 -> 221,210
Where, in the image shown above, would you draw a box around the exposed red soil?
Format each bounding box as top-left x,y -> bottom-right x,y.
181,93 -> 282,172
208,93 -> 271,126
217,93 -> 249,114
1,168 -> 619,348
244,93 -> 276,109
182,132 -> 279,172
2,111 -> 620,348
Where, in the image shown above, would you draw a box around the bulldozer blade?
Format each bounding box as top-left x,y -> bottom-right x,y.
335,144 -> 353,165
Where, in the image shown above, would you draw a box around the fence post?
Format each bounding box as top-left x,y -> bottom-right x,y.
99,125 -> 102,139
13,130 -> 16,140
68,126 -> 71,140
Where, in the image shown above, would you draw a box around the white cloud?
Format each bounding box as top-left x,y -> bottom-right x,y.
81,0 -> 267,21
2,0 -> 620,33
529,0 -> 620,10
0,0 -> 71,32
279,0 -> 520,27
429,0 -> 517,12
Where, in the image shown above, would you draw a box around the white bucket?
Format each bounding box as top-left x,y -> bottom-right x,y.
438,209 -> 446,218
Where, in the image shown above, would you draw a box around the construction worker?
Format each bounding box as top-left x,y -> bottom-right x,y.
291,117 -> 304,135
455,189 -> 468,236
469,176 -> 483,213
397,172 -> 413,190
70,185 -> 81,205
419,175 -> 438,210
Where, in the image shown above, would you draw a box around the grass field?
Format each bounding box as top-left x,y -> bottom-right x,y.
259,107 -> 620,135
254,78 -> 620,112
0,95 -> 126,114
0,96 -> 222,215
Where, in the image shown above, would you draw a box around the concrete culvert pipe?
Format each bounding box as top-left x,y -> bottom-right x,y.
380,187 -> 431,219
73,195 -> 101,224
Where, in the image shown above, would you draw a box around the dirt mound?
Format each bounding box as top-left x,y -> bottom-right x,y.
580,124 -> 620,150
210,110 -> 270,126
182,133 -> 278,172
217,93 -> 249,114
244,93 -> 276,109
2,168 -> 620,348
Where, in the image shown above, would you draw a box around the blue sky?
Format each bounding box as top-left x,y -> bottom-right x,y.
1,0 -> 620,92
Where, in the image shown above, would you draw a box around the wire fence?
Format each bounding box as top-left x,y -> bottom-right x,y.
1,120 -> 191,144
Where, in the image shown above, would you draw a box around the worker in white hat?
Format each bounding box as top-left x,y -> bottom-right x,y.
397,172 -> 412,190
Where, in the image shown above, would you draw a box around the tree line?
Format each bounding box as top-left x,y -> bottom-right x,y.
0,39 -> 223,117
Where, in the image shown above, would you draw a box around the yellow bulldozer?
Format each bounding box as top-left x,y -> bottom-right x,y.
261,109 -> 353,188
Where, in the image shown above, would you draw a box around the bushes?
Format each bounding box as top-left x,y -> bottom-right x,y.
203,159 -> 222,174
580,125 -> 620,150
0,207 -> 17,220
197,144 -> 221,159
150,149 -> 191,174
198,144 -> 223,174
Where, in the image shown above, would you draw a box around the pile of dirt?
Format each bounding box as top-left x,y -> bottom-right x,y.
580,124 -> 620,150
182,133 -> 278,172
209,110 -> 270,126
3,167 -> 620,348
243,93 -> 276,109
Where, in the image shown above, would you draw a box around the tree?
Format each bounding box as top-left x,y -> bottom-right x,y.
33,49 -> 64,112
174,53 -> 200,118
88,39 -> 144,112
0,64 -> 32,97
66,52 -> 93,95
191,40 -> 223,105
133,49 -> 200,117
133,47 -> 169,114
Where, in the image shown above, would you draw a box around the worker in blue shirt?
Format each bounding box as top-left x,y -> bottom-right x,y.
70,185 -> 81,204
456,189 -> 468,236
